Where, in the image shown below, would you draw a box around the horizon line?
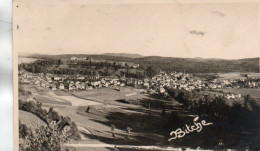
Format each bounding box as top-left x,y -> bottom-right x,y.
18,52 -> 260,60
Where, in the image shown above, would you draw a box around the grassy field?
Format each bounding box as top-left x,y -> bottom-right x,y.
53,90 -> 72,96
217,72 -> 259,80
19,110 -> 46,129
70,87 -> 148,106
33,95 -> 72,106
247,73 -> 260,78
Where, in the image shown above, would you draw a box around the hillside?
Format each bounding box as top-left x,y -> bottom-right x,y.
102,53 -> 143,58
133,56 -> 260,73
23,53 -> 259,73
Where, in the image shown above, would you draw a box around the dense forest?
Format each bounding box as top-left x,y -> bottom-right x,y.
18,58 -> 159,78
133,56 -> 259,73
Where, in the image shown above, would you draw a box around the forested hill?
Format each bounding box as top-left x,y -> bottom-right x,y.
133,56 -> 260,73
102,53 -> 143,58
26,54 -> 259,73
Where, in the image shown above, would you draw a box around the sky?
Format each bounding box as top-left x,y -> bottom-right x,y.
14,0 -> 259,59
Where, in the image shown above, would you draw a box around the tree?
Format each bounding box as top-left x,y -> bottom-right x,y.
19,121 -> 72,151
145,65 -> 158,78
58,59 -> 61,65
111,124 -> 116,139
126,127 -> 132,138
31,65 -> 36,73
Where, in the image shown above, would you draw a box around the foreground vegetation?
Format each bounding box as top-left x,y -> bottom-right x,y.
19,88 -> 80,151
165,88 -> 260,149
18,54 -> 260,150
18,84 -> 260,150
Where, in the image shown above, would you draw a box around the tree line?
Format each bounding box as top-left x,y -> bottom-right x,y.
19,58 -> 159,78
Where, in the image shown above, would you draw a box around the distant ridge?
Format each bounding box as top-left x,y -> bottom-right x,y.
18,52 -> 259,73
102,53 -> 143,58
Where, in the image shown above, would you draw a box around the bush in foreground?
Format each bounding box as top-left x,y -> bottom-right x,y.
19,121 -> 72,151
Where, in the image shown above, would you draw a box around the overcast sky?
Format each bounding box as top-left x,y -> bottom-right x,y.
14,0 -> 259,59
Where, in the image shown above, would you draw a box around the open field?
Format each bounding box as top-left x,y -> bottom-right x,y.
217,72 -> 259,80
70,87 -> 148,106
55,95 -> 102,106
33,95 -> 72,106
19,110 -> 47,129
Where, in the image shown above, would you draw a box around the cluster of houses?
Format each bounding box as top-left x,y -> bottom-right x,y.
209,78 -> 260,89
141,72 -> 204,96
140,72 -> 252,99
18,70 -> 259,100
225,93 -> 242,99
209,92 -> 242,99
20,71 -> 202,97
19,71 -> 147,92
20,72 -> 122,91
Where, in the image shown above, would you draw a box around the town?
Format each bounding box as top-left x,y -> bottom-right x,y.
18,55 -> 260,151
19,64 -> 260,100
15,1 -> 260,150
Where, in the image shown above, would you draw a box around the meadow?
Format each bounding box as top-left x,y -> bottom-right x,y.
217,72 -> 259,79
19,110 -> 47,129
70,87 -> 149,107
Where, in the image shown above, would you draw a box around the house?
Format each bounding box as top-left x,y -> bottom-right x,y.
236,94 -> 241,98
51,85 -> 57,90
54,77 -> 63,81
40,82 -> 46,87
34,80 -> 41,86
70,56 -> 86,61
137,80 -> 143,85
144,79 -> 149,83
77,76 -> 85,80
81,83 -> 86,89
144,82 -> 149,88
69,83 -> 75,90
21,79 -> 30,84
159,87 -> 166,93
132,64 -> 139,68
226,93 -> 235,99
75,82 -> 85,89
105,83 -> 109,87
70,57 -> 77,60
115,62 -> 126,67
59,83 -> 65,90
